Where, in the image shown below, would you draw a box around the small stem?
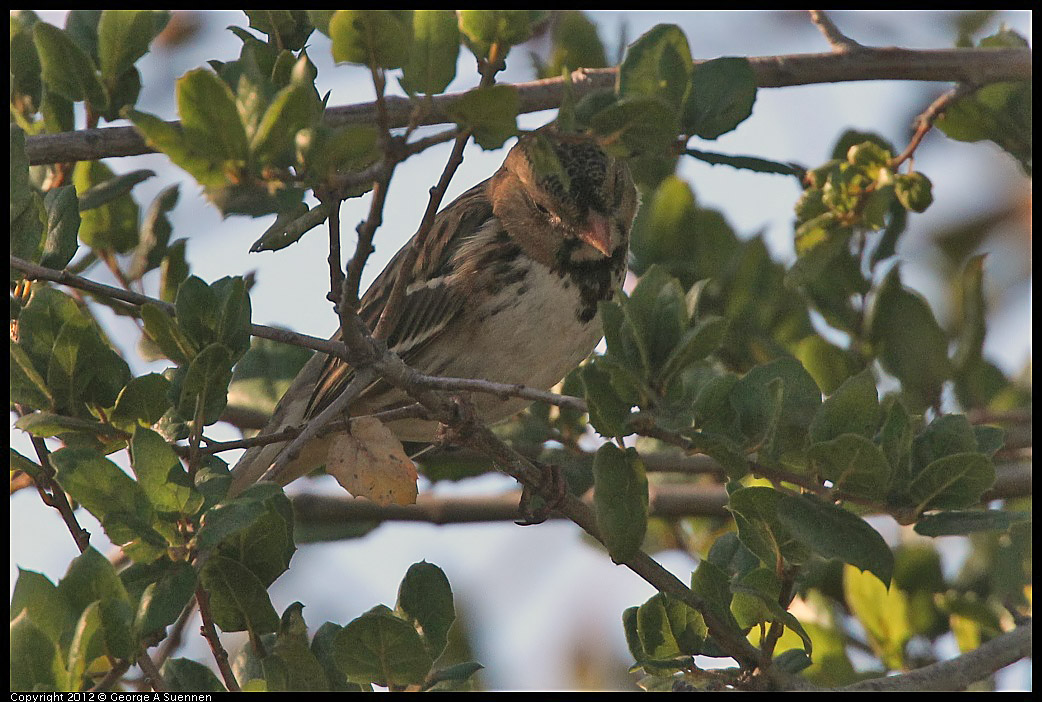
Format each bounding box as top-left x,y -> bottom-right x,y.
808,10 -> 863,52
135,652 -> 168,693
889,83 -> 977,170
195,585 -> 240,692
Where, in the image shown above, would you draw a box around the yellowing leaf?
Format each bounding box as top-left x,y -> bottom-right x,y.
327,417 -> 418,506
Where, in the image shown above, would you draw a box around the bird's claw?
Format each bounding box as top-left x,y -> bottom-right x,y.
516,463 -> 567,526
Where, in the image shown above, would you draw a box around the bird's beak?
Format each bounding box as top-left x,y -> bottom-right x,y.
577,212 -> 613,257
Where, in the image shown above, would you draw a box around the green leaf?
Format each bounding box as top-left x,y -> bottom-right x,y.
731,357 -> 822,461
10,125 -> 33,226
878,398 -> 913,485
618,24 -> 692,110
544,11 -> 606,77
457,10 -> 544,59
244,10 -> 314,51
792,336 -> 859,395
10,13 -> 43,117
9,611 -> 61,692
893,172 -> 933,213
809,368 -> 880,443
177,343 -> 234,426
446,84 -> 519,150
127,109 -> 228,188
908,453 -> 995,512
636,592 -> 704,659
110,373 -> 174,431
808,433 -> 891,499
10,339 -> 54,409
842,564 -> 910,669
134,560 -> 197,636
626,266 -> 687,377
15,412 -> 123,441
776,493 -> 894,585
32,21 -> 105,106
17,286 -> 81,372
162,658 -> 227,693
96,596 -> 136,659
73,160 -> 141,253
730,567 -> 812,655
39,186 -> 81,271
396,561 -> 455,658
936,77 -> 1031,174
10,568 -> 75,647
264,603 -> 331,692
913,509 -> 1030,537
51,448 -> 168,562
588,94 -> 679,159
400,10 -> 459,95
580,360 -> 632,438
140,303 -> 194,364
912,414 -> 979,473
251,81 -> 321,165
658,317 -> 727,386
129,184 -> 180,281
329,10 -> 412,69
130,427 -> 203,517
57,546 -> 130,616
46,316 -> 100,412
312,622 -> 368,692
600,298 -> 648,373
592,443 -> 648,562
952,254 -> 988,373
334,605 -> 434,686
689,558 -> 744,637
177,68 -> 249,163
213,485 -> 295,588
727,487 -> 810,567
97,10 -> 161,81
866,267 -> 951,408
77,167 -> 154,212
682,57 -> 757,139
198,555 -> 279,634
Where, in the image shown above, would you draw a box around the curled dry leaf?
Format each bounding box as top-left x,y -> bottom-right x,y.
326,416 -> 419,506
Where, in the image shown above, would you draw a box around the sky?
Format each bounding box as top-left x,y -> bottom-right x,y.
11,10 -> 1032,691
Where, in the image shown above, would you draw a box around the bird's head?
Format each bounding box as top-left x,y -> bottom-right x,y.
490,128 -> 638,267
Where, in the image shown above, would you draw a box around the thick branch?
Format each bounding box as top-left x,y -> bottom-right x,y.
291,482 -> 729,526
23,47 -> 1031,165
841,621 -> 1032,692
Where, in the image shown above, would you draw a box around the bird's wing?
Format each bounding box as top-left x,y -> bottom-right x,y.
303,180 -> 496,419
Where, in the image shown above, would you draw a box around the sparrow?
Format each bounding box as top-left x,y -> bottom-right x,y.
229,127 -> 639,495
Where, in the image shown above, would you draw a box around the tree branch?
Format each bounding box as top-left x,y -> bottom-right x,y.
290,482 -> 730,527
841,621 -> 1032,692
808,10 -> 864,52
23,47 -> 1031,165
10,255 -> 340,356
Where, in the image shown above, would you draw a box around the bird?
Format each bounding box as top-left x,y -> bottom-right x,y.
229,126 -> 639,496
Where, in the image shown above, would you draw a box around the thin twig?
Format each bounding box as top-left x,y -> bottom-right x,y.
890,83 -> 978,169
371,42 -> 504,341
259,366 -> 379,484
10,255 -> 340,356
18,411 -> 92,553
195,584 -> 240,693
135,652 -> 168,693
808,10 -> 864,52
90,659 -> 133,692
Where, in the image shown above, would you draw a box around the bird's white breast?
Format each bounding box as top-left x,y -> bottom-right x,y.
412,261 -> 603,421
